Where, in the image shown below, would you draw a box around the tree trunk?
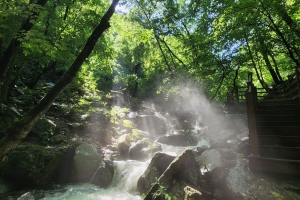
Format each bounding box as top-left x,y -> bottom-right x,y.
258,37 -> 280,85
258,0 -> 300,66
0,55 -> 16,104
0,0 -> 49,81
0,0 -> 119,160
276,5 -> 300,40
244,32 -> 269,90
269,50 -> 283,81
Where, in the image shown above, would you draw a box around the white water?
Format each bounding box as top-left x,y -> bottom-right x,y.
14,139 -> 210,200
16,160 -> 149,200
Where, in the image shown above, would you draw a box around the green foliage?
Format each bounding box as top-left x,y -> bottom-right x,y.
151,177 -> 172,200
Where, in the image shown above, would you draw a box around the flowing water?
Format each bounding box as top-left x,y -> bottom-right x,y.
4,160 -> 149,200
1,139 -> 211,200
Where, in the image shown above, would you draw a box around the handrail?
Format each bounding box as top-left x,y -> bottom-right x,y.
227,66 -> 300,103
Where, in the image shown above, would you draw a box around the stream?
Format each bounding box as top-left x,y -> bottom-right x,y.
2,139 -> 210,200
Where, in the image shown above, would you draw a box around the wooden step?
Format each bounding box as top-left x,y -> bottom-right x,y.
255,115 -> 300,121
256,99 -> 300,106
249,155 -> 300,175
255,104 -> 300,111
256,121 -> 300,127
258,135 -> 300,147
256,126 -> 300,136
255,109 -> 300,115
259,145 -> 300,160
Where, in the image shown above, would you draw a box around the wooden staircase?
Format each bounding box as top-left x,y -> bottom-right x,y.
249,99 -> 300,175
245,67 -> 300,175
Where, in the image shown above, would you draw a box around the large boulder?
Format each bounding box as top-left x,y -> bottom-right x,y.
129,138 -> 162,161
72,144 -> 102,182
199,149 -> 236,199
131,129 -> 150,141
2,145 -> 62,186
197,149 -> 222,174
30,118 -> 56,142
157,134 -> 198,146
90,166 -> 112,188
208,129 -> 236,147
144,149 -> 210,200
137,153 -> 175,195
135,115 -> 167,136
117,134 -> 132,157
0,104 -> 22,135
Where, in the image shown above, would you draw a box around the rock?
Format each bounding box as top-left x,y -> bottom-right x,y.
135,115 -> 167,136
144,149 -> 204,200
131,129 -> 150,140
184,186 -> 203,200
49,134 -> 67,144
129,138 -> 162,161
198,149 -> 236,198
17,192 -> 35,200
127,111 -> 138,119
0,104 -> 22,135
101,130 -> 113,145
117,134 -> 131,157
197,149 -> 222,174
122,119 -> 136,128
208,129 -> 236,147
55,145 -> 77,184
237,141 -> 250,156
73,144 -> 102,182
90,167 -> 112,188
160,149 -> 201,186
0,178 -> 11,194
157,134 -> 198,146
31,118 -> 56,142
137,153 -> 175,195
2,145 -> 62,186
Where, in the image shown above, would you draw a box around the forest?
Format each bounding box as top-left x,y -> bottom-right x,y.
0,0 -> 300,199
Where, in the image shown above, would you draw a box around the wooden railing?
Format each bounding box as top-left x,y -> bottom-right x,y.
227,66 -> 300,103
246,66 -> 300,162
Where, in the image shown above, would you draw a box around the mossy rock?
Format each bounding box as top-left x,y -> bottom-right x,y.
123,119 -> 136,128
131,129 -> 150,140
72,144 -> 102,182
31,118 -> 56,141
2,145 -> 63,186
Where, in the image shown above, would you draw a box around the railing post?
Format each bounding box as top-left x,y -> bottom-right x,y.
234,86 -> 239,102
246,84 -> 260,157
295,66 -> 300,101
274,85 -> 277,100
287,75 -> 292,99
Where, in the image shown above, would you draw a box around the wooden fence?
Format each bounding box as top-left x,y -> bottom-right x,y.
227,66 -> 300,103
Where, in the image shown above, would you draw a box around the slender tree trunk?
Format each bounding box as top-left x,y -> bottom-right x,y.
258,0 -> 300,66
0,0 -> 119,160
259,40 -> 280,85
0,55 -> 16,104
154,34 -> 174,78
275,5 -> 300,40
135,1 -> 174,78
244,32 -> 269,90
262,50 -> 280,85
159,37 -> 186,68
268,51 -> 283,81
210,65 -> 227,102
0,0 -> 49,81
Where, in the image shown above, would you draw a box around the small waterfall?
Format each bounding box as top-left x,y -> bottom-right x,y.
112,160 -> 150,193
12,160 -> 148,200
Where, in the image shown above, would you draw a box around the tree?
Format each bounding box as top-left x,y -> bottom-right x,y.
0,0 -> 49,81
0,0 -> 120,160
